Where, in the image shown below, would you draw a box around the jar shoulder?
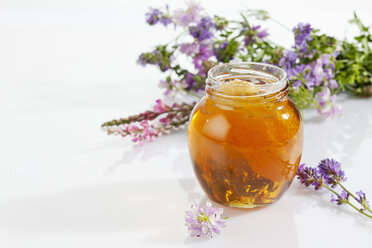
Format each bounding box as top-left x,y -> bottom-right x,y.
190,96 -> 302,123
188,96 -> 303,144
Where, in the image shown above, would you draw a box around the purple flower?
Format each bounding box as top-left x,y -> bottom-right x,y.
185,200 -> 227,238
312,59 -> 325,85
324,68 -> 334,81
355,190 -> 370,209
213,41 -> 229,62
197,43 -> 213,60
145,7 -> 171,26
159,79 -> 188,96
185,73 -> 197,89
293,64 -> 307,78
189,17 -> 215,42
293,23 -> 313,53
254,25 -> 269,39
320,54 -> 331,65
329,79 -> 338,89
331,190 -> 349,205
146,8 -> 162,25
192,43 -> 213,72
315,87 -> 342,118
292,80 -> 302,89
137,53 -> 156,67
279,50 -> 298,77
137,47 -> 172,72
296,164 -> 324,190
173,1 -> 203,26
179,43 -> 199,56
243,25 -> 269,46
318,158 -> 346,187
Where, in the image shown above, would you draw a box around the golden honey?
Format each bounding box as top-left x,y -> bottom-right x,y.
188,62 -> 303,208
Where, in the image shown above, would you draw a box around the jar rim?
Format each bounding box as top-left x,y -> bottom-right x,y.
206,62 -> 288,99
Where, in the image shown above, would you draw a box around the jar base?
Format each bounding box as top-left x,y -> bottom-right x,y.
211,198 -> 280,209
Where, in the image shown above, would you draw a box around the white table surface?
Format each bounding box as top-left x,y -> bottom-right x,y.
1,0 -> 372,247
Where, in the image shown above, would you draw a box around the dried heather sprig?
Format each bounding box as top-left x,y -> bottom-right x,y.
101,100 -> 195,145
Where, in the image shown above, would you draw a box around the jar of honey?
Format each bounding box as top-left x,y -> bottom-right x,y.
187,62 -> 303,208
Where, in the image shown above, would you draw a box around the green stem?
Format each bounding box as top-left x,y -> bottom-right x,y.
338,182 -> 372,214
166,30 -> 188,46
185,90 -> 203,99
269,18 -> 292,32
322,184 -> 372,219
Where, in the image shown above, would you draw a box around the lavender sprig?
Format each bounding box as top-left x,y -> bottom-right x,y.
101,100 -> 195,145
297,159 -> 372,218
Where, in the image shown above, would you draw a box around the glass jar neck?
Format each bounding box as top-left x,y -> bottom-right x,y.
206,62 -> 289,103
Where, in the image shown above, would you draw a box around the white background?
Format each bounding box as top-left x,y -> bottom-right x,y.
1,0 -> 372,247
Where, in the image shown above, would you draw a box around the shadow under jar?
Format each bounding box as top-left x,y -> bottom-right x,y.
188,62 -> 303,208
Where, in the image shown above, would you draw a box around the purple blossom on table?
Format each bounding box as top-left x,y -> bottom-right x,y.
318,158 -> 346,187
315,87 -> 342,118
355,190 -> 370,209
185,200 -> 227,238
296,163 -> 324,190
145,7 -> 171,26
331,190 -> 349,205
297,158 -> 372,219
297,158 -> 372,218
173,0 -> 203,26
189,17 -> 215,42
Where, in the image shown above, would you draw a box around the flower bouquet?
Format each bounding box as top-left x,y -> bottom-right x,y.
102,1 -> 372,145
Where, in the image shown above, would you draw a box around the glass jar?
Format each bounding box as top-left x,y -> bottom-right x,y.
187,62 -> 303,208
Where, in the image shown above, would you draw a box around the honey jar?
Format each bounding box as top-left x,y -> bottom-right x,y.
187,62 -> 303,208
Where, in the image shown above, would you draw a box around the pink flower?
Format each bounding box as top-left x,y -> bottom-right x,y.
114,121 -> 162,146
153,99 -> 170,113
